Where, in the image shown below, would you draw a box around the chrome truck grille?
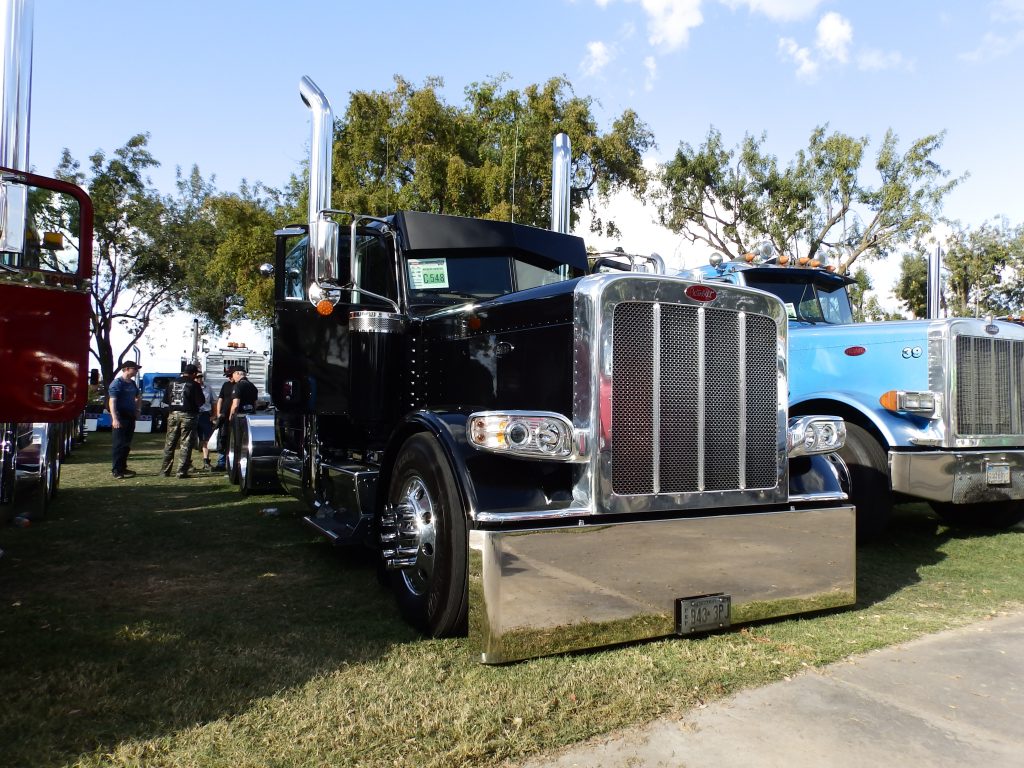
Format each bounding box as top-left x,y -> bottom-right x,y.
955,334 -> 1024,436
610,302 -> 779,494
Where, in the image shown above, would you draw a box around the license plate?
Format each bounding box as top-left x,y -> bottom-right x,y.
676,594 -> 731,634
986,463 -> 1011,486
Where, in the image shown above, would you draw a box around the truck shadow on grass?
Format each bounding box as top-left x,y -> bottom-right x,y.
855,501 -> 1024,609
0,435 -> 416,767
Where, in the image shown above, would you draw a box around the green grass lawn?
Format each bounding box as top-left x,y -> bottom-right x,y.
1,433 -> 1022,768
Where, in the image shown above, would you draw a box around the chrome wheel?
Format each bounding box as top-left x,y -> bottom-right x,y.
394,476 -> 437,597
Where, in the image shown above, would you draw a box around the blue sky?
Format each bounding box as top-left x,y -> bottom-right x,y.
26,0 -> 1024,366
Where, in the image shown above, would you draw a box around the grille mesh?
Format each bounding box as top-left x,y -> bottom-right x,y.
956,335 -> 1024,435
611,302 -> 779,495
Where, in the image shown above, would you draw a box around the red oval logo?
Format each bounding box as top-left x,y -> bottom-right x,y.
685,285 -> 718,302
844,346 -> 866,356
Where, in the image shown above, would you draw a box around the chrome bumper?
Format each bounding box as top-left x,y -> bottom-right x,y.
890,449 -> 1024,504
469,505 -> 855,664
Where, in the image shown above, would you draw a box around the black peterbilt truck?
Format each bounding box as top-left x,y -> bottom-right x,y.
241,77 -> 856,663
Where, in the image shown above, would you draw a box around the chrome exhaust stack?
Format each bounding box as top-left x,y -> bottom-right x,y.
0,0 -> 32,172
0,0 -> 32,254
299,76 -> 340,290
550,133 -> 571,234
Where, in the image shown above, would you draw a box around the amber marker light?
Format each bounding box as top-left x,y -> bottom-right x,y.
315,299 -> 335,316
744,252 -> 755,263
798,256 -> 810,266
778,254 -> 790,265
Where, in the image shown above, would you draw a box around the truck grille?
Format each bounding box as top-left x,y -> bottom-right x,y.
610,302 -> 779,495
955,335 -> 1024,435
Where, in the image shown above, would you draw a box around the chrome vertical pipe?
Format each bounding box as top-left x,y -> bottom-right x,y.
299,76 -> 333,227
0,0 -> 33,171
550,133 -> 571,233
927,245 -> 942,319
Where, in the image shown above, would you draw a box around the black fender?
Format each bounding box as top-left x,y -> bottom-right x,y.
379,410 -> 479,521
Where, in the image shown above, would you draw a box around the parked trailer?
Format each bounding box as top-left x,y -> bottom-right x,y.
0,0 -> 94,523
240,77 -> 856,663
205,344 -> 271,410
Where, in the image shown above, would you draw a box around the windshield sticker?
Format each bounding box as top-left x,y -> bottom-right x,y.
784,302 -> 797,319
408,258 -> 450,289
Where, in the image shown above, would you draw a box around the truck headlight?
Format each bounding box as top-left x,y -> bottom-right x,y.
788,416 -> 846,457
879,390 -> 937,416
468,411 -> 583,461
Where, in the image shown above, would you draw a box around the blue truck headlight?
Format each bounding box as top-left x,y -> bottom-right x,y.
468,411 -> 582,461
788,416 -> 846,457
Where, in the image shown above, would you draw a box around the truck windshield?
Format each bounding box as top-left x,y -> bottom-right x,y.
745,274 -> 855,324
406,252 -> 572,308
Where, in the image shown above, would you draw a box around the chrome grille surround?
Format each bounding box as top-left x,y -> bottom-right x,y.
573,274 -> 788,515
929,318 -> 1024,448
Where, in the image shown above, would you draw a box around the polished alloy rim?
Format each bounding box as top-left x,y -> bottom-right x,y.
398,475 -> 437,596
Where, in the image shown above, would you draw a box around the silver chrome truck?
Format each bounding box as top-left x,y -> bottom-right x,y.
245,77 -> 857,663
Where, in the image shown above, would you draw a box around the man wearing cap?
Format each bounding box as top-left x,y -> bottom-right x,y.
212,367 -> 240,471
159,364 -> 206,478
224,366 -> 259,474
108,361 -> 142,479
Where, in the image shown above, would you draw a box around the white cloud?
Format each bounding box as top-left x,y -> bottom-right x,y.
994,0 -> 1024,23
778,36 -> 818,79
641,0 -> 704,50
857,48 -> 908,71
643,55 -> 658,90
581,41 -> 615,75
815,11 -> 852,62
959,29 -> 1024,61
720,0 -> 824,22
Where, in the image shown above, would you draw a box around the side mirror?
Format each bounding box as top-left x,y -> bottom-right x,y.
0,179 -> 28,256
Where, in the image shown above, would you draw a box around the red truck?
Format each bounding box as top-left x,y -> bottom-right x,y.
0,0 -> 93,521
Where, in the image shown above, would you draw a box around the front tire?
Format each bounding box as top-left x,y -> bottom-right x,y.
930,500 -> 1024,530
838,423 -> 892,541
383,434 -> 468,637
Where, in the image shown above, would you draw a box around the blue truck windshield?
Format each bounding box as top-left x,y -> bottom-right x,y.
745,274 -> 855,324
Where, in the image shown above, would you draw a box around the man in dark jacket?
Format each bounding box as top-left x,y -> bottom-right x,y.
224,366 -> 259,475
159,364 -> 206,478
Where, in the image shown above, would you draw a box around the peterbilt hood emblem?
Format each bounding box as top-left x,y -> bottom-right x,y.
685,285 -> 718,302
985,323 -> 999,335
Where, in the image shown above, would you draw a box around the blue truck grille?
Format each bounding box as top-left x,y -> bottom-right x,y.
955,335 -> 1024,435
610,302 -> 779,495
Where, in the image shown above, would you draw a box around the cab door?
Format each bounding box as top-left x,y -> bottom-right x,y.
0,171 -> 93,422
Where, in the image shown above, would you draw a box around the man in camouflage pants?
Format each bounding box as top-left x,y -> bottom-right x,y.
159,364 -> 206,478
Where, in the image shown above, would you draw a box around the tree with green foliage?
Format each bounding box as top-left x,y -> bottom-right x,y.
327,75 -> 655,237
54,134 -> 173,387
160,169 -> 291,330
941,220 -> 1022,317
893,252 -> 928,318
657,125 -> 963,274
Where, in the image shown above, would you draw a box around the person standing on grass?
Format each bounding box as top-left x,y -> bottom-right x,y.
108,361 -> 141,479
212,369 -> 236,471
159,364 -> 205,478
224,366 -> 259,473
195,372 -> 216,471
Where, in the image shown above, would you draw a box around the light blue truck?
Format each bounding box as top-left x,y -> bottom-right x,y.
684,255 -> 1024,538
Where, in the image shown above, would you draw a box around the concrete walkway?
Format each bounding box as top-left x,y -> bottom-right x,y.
518,612 -> 1024,768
